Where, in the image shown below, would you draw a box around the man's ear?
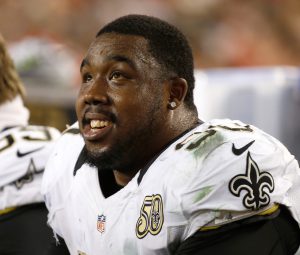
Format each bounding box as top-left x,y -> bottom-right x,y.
168,77 -> 188,109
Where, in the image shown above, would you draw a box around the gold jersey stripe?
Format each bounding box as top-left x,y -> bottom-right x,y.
258,204 -> 279,216
0,207 -> 17,215
200,204 -> 279,231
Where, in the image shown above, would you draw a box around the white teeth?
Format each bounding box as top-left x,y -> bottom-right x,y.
90,120 -> 110,128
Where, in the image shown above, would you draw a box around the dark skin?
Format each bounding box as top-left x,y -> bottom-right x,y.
76,32 -> 199,186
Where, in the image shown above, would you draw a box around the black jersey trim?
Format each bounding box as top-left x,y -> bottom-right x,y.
73,147 -> 86,176
0,126 -> 18,133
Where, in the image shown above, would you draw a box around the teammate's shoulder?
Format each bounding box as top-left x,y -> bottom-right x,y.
18,124 -> 61,137
30,124 -> 61,136
0,124 -> 61,143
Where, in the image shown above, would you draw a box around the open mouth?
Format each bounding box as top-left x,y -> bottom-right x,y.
82,116 -> 114,141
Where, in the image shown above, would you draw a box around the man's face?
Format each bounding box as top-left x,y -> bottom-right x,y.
76,33 -> 170,173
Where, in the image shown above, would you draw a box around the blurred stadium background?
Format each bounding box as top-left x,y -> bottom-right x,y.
0,0 -> 299,160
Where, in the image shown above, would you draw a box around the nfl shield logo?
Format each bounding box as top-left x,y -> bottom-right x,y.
97,214 -> 106,233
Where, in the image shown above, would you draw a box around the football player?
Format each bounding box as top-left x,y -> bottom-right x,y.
42,15 -> 300,255
0,33 -> 61,254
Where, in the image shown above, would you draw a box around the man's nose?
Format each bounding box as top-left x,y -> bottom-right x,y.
84,77 -> 109,105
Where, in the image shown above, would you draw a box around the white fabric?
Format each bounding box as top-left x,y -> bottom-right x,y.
0,96 -> 29,131
0,125 -> 61,209
42,119 -> 300,255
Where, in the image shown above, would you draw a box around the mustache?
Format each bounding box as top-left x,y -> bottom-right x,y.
82,107 -> 117,124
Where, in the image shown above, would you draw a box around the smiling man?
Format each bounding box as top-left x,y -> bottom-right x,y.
77,30 -> 199,183
42,15 -> 300,255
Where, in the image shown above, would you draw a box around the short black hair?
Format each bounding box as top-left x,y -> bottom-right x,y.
96,14 -> 196,110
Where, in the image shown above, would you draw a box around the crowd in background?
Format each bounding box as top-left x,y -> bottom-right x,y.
0,0 -> 299,69
0,0 -> 299,130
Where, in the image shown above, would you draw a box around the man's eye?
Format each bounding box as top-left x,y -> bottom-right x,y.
110,71 -> 123,80
82,73 -> 93,83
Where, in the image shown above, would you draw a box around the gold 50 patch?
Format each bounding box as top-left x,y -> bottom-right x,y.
136,194 -> 164,239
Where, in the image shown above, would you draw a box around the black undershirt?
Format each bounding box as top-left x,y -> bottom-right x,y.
98,169 -> 123,198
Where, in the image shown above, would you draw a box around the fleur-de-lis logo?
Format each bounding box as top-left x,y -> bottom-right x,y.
229,153 -> 274,210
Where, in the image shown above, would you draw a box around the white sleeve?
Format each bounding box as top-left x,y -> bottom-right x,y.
0,125 -> 61,186
0,125 -> 61,209
175,131 -> 300,240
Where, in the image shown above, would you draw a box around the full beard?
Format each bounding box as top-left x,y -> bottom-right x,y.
83,101 -> 162,174
83,128 -> 145,173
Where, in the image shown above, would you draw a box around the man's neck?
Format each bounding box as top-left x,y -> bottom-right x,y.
112,118 -> 203,186
113,170 -> 133,187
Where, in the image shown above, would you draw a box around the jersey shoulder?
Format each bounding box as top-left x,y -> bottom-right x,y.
159,119 -> 299,238
172,118 -> 290,161
0,124 -> 61,186
161,118 -> 296,209
41,122 -> 84,206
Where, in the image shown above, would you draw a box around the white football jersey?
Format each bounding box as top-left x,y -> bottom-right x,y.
42,119 -> 300,255
0,125 -> 60,210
